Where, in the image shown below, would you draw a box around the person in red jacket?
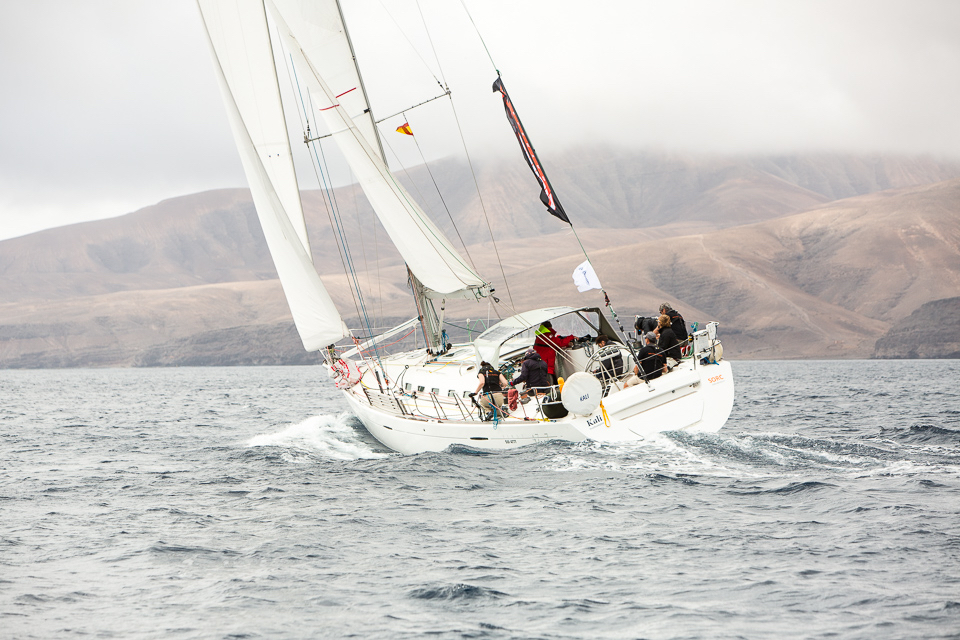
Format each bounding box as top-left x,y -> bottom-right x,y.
532,321 -> 578,385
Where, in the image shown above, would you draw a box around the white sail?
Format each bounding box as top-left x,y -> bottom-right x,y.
198,0 -> 349,350
268,0 -> 383,160
267,0 -> 489,298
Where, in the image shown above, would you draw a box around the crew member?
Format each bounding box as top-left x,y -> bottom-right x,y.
473,361 -> 509,420
634,332 -> 664,381
511,347 -> 551,401
533,321 -> 578,385
660,302 -> 688,344
657,314 -> 682,372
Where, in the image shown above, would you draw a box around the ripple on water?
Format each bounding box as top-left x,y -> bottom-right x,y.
0,362 -> 958,639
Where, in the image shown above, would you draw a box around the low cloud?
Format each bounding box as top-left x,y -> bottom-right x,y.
1,0 -> 958,239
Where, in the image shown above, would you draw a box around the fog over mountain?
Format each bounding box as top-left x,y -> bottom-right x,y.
4,1 -> 960,242
1,150 -> 958,367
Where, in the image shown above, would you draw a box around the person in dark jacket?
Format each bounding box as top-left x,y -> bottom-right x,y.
511,348 -> 551,400
659,302 -> 688,343
633,332 -> 664,381
657,314 -> 682,372
473,361 -> 509,420
532,321 -> 578,384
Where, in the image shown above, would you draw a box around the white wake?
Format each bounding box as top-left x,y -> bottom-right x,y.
247,413 -> 389,461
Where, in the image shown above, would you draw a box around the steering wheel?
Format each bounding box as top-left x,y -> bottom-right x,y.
584,345 -> 631,379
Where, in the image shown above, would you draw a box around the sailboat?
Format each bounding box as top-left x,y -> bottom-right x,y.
196,0 -> 734,454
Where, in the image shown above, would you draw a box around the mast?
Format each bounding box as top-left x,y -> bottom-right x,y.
267,0 -> 487,297
331,0 -> 443,352
328,0 -> 470,354
333,0 -> 387,164
408,268 -> 447,354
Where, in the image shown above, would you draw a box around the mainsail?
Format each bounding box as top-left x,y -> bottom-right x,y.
266,0 -> 489,299
198,0 -> 349,350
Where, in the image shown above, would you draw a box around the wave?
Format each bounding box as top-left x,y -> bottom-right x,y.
730,480 -> 837,495
666,430 -> 906,473
246,413 -> 391,461
408,583 -> 507,601
535,426 -> 960,482
149,544 -> 239,556
880,424 -> 960,445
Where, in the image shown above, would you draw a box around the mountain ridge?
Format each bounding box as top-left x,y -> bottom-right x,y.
2,150 -> 958,366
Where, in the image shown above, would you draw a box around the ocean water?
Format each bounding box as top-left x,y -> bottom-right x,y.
1,360 -> 959,640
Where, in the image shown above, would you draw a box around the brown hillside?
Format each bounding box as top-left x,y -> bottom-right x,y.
1,152 -> 958,366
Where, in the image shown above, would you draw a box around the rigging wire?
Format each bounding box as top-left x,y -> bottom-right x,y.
288,65 -> 355,311
446,102 -> 512,314
378,113 -> 477,272
416,0 -> 512,312
377,129 -> 442,227
446,6 -> 635,360
313,137 -> 384,363
276,36 -> 366,335
376,0 -> 446,91
346,164 -> 377,330
276,37 -> 350,285
372,123 -> 485,303
415,0 -> 448,86
287,50 -> 384,364
458,0 -> 499,74
350,178 -> 384,327
406,115 -> 477,272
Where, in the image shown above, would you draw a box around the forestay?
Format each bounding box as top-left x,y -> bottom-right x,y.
266,0 -> 490,298
198,0 -> 349,350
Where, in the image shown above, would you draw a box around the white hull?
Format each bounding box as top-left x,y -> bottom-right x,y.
342,358 -> 733,455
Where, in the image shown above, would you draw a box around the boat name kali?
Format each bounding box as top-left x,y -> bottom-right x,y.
197,0 -> 734,454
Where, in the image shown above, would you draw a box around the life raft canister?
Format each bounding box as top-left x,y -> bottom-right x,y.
329,359 -> 362,389
560,372 -> 602,416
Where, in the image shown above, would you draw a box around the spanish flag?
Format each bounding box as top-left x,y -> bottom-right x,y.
396,122 -> 413,136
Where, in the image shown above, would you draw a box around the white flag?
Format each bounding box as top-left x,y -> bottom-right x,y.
572,260 -> 602,293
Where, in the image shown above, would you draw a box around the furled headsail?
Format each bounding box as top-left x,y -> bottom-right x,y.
198,0 -> 349,350
267,0 -> 490,300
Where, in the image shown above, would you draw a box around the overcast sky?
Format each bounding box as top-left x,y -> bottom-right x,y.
1,0 -> 958,240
